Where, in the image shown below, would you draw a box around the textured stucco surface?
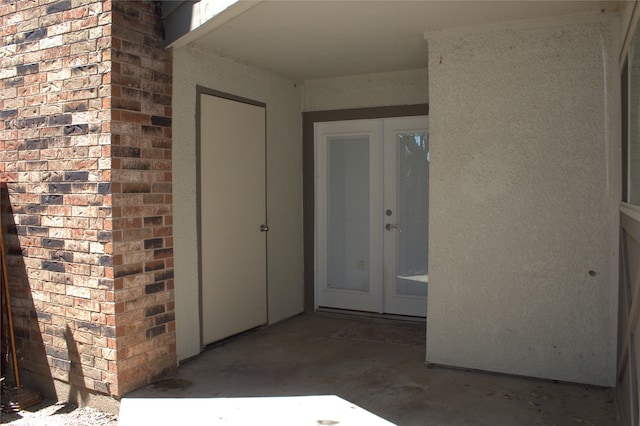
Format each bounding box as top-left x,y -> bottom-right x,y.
303,69 -> 428,111
425,14 -> 620,386
173,45 -> 304,360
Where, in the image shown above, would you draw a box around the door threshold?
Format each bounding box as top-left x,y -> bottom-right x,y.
315,307 -> 426,325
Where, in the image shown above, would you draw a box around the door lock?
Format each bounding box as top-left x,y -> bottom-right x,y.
260,224 -> 269,232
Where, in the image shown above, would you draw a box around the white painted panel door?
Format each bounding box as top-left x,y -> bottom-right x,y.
200,93 -> 267,346
315,117 -> 428,317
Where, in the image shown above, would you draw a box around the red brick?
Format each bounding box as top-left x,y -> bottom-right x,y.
1,0 -> 174,400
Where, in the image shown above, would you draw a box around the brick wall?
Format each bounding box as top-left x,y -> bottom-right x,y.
0,0 -> 175,399
109,0 -> 175,396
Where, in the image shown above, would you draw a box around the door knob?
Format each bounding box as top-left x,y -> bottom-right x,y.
385,224 -> 398,231
260,224 -> 269,232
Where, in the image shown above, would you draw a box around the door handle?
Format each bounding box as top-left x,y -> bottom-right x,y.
385,224 -> 399,231
260,224 -> 269,232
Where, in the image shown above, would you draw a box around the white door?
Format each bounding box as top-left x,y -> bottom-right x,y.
315,117 -> 429,317
200,93 -> 267,346
315,119 -> 382,313
382,117 -> 429,317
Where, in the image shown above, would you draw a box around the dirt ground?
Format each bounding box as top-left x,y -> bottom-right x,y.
0,399 -> 117,426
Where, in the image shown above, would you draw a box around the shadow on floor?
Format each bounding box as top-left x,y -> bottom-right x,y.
125,313 -> 618,426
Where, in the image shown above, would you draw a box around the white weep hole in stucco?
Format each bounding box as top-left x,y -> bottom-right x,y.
172,45 -> 304,361
425,13 -> 620,386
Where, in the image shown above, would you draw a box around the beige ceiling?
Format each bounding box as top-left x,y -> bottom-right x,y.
190,1 -> 619,81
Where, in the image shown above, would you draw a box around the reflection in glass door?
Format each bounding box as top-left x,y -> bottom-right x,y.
315,116 -> 429,317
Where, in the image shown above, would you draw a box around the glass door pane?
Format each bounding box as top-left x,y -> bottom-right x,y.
395,131 -> 429,297
327,136 -> 370,292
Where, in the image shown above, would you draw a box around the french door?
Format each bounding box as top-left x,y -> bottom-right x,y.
315,116 -> 429,317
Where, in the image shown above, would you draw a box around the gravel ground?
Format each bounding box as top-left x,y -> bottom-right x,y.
1,399 -> 117,426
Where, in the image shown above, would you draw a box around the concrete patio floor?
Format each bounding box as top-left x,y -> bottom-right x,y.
124,312 -> 619,425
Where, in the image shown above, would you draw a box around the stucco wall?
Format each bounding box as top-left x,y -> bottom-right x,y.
425,14 -> 620,386
303,69 -> 428,112
173,45 -> 304,360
